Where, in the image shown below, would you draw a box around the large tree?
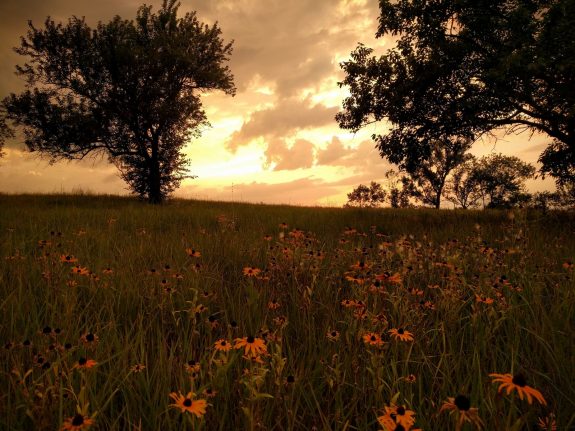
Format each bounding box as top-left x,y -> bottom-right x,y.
402,137 -> 472,208
337,0 -> 575,184
473,154 -> 536,208
2,0 -> 235,203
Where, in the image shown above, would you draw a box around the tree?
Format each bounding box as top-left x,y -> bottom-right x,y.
402,137 -> 472,208
0,113 -> 13,158
2,0 -> 235,203
473,154 -> 535,208
345,181 -> 387,208
336,0 -> 575,185
384,169 -> 411,208
444,157 -> 483,209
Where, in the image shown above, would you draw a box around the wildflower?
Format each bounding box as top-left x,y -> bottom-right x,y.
60,255 -> 78,263
440,395 -> 484,429
61,414 -> 94,430
475,294 -> 494,305
243,266 -> 261,277
74,357 -> 97,369
378,404 -> 417,430
168,392 -> 207,417
214,339 -> 232,352
80,333 -> 99,348
327,330 -> 340,342
71,266 -> 89,276
186,248 -> 201,258
267,299 -> 281,310
363,332 -> 385,347
185,360 -> 201,374
489,373 -> 547,405
341,299 -> 358,308
102,267 -> 113,274
130,364 -> 146,373
537,414 -> 557,430
234,336 -> 267,357
203,388 -> 217,398
404,374 -> 416,383
389,328 -> 414,342
273,315 -> 288,327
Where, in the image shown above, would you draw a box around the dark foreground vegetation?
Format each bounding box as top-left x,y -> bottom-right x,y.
0,194 -> 574,430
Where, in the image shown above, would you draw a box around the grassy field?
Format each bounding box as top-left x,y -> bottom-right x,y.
0,194 -> 574,430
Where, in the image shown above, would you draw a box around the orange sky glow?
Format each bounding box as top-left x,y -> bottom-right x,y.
0,0 -> 555,206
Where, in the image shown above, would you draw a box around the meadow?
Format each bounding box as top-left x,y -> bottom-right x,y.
0,194 -> 574,431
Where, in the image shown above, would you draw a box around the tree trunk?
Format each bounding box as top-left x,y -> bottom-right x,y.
148,139 -> 162,204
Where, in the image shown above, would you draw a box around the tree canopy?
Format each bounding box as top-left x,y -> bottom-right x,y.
2,0 -> 235,203
337,0 -> 575,184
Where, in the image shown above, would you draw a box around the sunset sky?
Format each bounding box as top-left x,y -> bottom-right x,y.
0,0 -> 555,206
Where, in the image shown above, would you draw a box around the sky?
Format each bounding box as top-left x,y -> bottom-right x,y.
0,0 -> 555,206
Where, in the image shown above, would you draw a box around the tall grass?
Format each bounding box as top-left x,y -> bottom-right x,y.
1,194 -> 574,430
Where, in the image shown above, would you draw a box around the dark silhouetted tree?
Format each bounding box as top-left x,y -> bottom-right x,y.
473,154 -> 535,208
384,169 -> 411,208
2,0 -> 235,203
345,181 -> 387,208
444,157 -> 482,209
337,0 -> 575,187
402,137 -> 472,208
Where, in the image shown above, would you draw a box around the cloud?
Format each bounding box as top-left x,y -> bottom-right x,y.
265,138 -> 315,171
179,176 -> 341,206
227,98 -> 338,151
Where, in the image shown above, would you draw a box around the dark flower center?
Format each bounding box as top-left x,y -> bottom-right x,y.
331,331 -> 337,336
454,394 -> 471,411
394,425 -> 405,431
370,335 -> 376,341
183,398 -> 192,407
43,326 -> 52,334
286,375 -> 295,383
230,321 -> 238,327
188,360 -> 196,366
86,333 -> 95,342
512,373 -> 527,387
78,357 -> 87,365
65,343 -> 72,350
398,328 -> 405,335
209,315 -> 216,322
71,414 -> 84,426
396,406 -> 406,415
220,341 -> 227,346
247,336 -> 255,343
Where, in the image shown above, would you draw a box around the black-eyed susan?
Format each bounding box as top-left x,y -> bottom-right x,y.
73,357 -> 97,369
203,388 -> 217,398
489,373 -> 547,405
214,339 -> 232,352
363,332 -> 385,347
267,299 -> 281,310
60,254 -> 78,263
168,391 -> 207,417
404,374 -> 417,384
60,414 -> 94,430
440,395 -> 484,430
80,332 -> 99,348
184,360 -> 201,374
389,328 -> 414,342
234,336 -> 267,357
186,248 -> 201,258
537,414 -> 557,430
130,364 -> 146,373
377,404 -> 418,430
327,329 -> 340,342
242,266 -> 261,277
